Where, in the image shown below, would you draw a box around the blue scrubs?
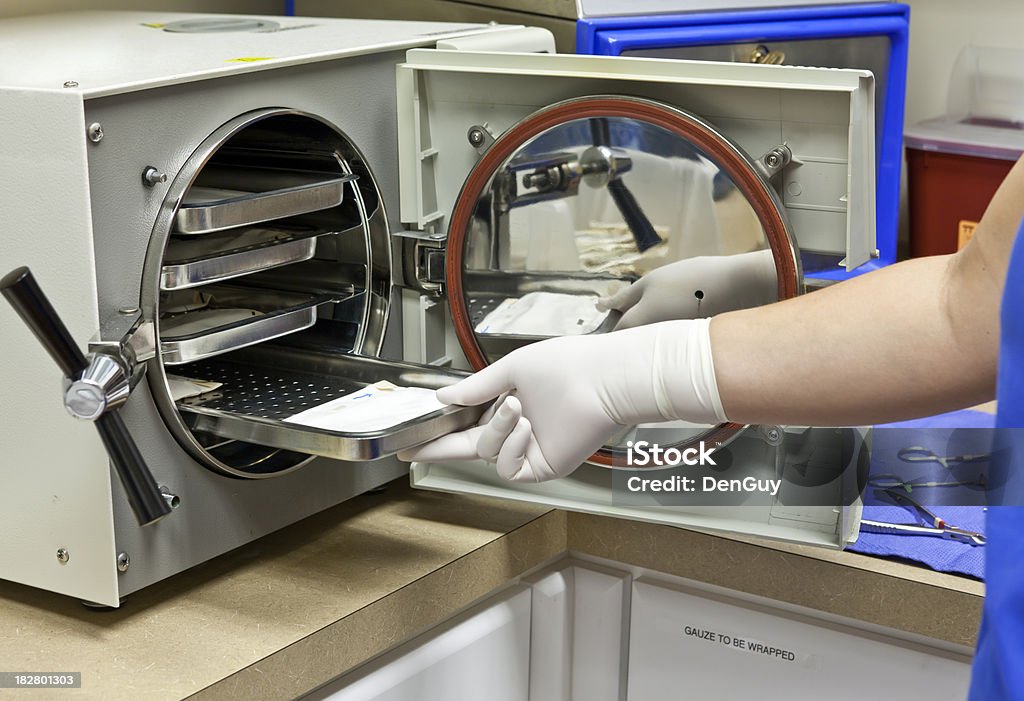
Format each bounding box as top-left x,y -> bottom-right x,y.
969,218 -> 1024,699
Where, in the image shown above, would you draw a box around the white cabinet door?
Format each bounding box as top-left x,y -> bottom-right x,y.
310,586 -> 531,701
526,563 -> 632,701
626,578 -> 972,700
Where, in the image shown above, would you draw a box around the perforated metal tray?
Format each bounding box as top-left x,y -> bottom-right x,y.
174,349 -> 486,461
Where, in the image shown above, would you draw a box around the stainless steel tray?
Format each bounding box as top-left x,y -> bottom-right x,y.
174,174 -> 355,235
159,286 -> 338,365
468,293 -> 621,336
463,270 -> 625,355
161,225 -> 331,290
463,268 -> 630,299
175,349 -> 487,461
467,292 -> 620,359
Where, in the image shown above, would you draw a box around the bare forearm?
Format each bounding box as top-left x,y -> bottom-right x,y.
712,153 -> 1024,426
711,254 -> 999,426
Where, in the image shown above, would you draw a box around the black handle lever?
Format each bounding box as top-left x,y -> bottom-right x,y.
606,180 -> 663,253
1,266 -> 171,526
589,118 -> 663,253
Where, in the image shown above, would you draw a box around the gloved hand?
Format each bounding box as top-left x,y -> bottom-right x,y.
397,318 -> 726,482
598,248 -> 778,330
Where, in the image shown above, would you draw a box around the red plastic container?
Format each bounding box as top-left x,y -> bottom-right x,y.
906,146 -> 1015,257
905,46 -> 1024,256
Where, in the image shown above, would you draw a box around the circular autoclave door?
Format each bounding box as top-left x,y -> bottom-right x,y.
444,96 -> 802,467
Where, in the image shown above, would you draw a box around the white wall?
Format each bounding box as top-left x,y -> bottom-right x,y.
904,0 -> 1024,125
0,0 -> 283,19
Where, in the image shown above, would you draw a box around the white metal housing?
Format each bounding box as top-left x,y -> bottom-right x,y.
0,12 -> 530,607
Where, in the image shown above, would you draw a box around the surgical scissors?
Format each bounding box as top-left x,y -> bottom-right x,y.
859,520 -> 986,545
860,487 -> 986,546
897,446 -> 990,470
867,472 -> 987,493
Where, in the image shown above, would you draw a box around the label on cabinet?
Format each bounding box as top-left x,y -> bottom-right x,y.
682,623 -> 809,666
627,578 -> 971,700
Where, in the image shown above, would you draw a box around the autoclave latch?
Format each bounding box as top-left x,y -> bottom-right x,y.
88,309 -> 155,394
393,229 -> 447,297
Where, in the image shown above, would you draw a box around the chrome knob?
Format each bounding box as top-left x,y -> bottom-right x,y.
142,166 -> 167,187
62,353 -> 130,421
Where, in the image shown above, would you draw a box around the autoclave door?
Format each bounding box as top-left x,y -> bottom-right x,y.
397,49 -> 874,548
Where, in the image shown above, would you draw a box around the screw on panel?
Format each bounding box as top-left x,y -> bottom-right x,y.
760,425 -> 785,446
56,548 -> 70,565
756,145 -> 792,181
87,123 -> 104,143
63,80 -> 79,88
142,166 -> 167,187
466,124 -> 495,155
116,552 -> 130,573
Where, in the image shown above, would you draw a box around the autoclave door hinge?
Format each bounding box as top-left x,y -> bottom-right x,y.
754,144 -> 794,182
392,230 -> 447,297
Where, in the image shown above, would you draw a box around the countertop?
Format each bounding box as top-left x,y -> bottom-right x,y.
0,480 -> 982,700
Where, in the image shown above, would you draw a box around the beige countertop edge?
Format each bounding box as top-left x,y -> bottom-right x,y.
189,510 -> 568,701
724,531 -> 985,595
567,512 -> 982,648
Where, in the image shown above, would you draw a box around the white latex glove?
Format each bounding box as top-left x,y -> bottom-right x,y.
598,249 -> 778,330
397,319 -> 726,482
